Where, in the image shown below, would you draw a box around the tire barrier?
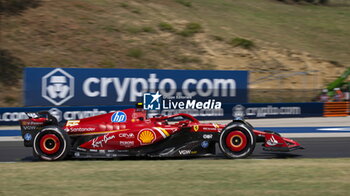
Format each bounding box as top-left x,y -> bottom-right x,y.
323,102 -> 350,117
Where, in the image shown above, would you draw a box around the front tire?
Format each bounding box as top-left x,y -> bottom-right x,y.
219,122 -> 256,158
33,126 -> 70,161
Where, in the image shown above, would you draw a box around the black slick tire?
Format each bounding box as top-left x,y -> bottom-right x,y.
33,126 -> 70,161
219,122 -> 256,159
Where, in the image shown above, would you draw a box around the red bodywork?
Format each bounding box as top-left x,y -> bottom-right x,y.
20,108 -> 303,161
60,108 -> 301,152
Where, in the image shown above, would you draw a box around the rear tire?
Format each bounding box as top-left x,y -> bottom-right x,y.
219,122 -> 256,158
33,126 -> 70,161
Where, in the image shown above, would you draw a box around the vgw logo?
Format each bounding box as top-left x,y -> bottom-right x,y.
143,91 -> 162,110
42,68 -> 74,106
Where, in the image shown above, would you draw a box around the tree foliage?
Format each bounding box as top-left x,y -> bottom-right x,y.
0,49 -> 25,85
0,0 -> 41,15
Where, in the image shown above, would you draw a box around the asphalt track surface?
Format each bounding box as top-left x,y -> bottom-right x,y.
1,137 -> 350,162
1,116 -> 349,162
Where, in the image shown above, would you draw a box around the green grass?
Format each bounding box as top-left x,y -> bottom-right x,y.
127,48 -> 144,58
1,0 -> 350,106
119,2 -> 141,14
2,0 -> 350,66
229,37 -> 255,49
141,26 -> 156,33
125,26 -> 153,34
175,0 -> 192,7
158,22 -> 176,32
176,55 -> 202,64
188,0 -> 350,62
1,158 -> 350,196
178,22 -> 203,37
211,35 -> 224,41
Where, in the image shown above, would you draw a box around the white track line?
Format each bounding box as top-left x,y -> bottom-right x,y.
282,133 -> 350,138
0,126 -> 20,130
0,137 -> 23,141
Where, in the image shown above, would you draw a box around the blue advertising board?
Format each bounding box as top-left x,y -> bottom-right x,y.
228,102 -> 324,119
24,68 -> 248,106
0,105 -> 132,126
160,102 -> 324,120
0,102 -> 324,125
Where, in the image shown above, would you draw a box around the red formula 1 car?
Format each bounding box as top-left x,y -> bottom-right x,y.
20,106 -> 303,161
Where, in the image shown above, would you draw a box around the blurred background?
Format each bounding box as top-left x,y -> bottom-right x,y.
1,0 -> 349,106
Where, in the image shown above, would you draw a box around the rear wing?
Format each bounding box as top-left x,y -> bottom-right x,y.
25,111 -> 58,124
20,111 -> 59,147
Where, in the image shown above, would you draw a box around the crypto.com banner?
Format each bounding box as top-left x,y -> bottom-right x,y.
0,102 -> 324,125
24,68 -> 248,106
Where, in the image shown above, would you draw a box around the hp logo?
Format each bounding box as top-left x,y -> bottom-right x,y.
111,111 -> 127,122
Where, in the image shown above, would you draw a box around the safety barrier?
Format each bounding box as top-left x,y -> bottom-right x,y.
323,102 -> 350,117
0,102 -> 325,125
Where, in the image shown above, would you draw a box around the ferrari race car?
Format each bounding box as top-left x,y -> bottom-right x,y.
20,105 -> 303,161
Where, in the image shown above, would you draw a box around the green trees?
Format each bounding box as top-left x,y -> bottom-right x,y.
0,49 -> 24,86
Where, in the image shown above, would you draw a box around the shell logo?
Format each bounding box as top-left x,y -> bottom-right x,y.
213,123 -> 219,128
138,129 -> 156,145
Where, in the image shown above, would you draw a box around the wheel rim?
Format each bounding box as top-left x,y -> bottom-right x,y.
39,134 -> 60,155
225,131 -> 247,152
